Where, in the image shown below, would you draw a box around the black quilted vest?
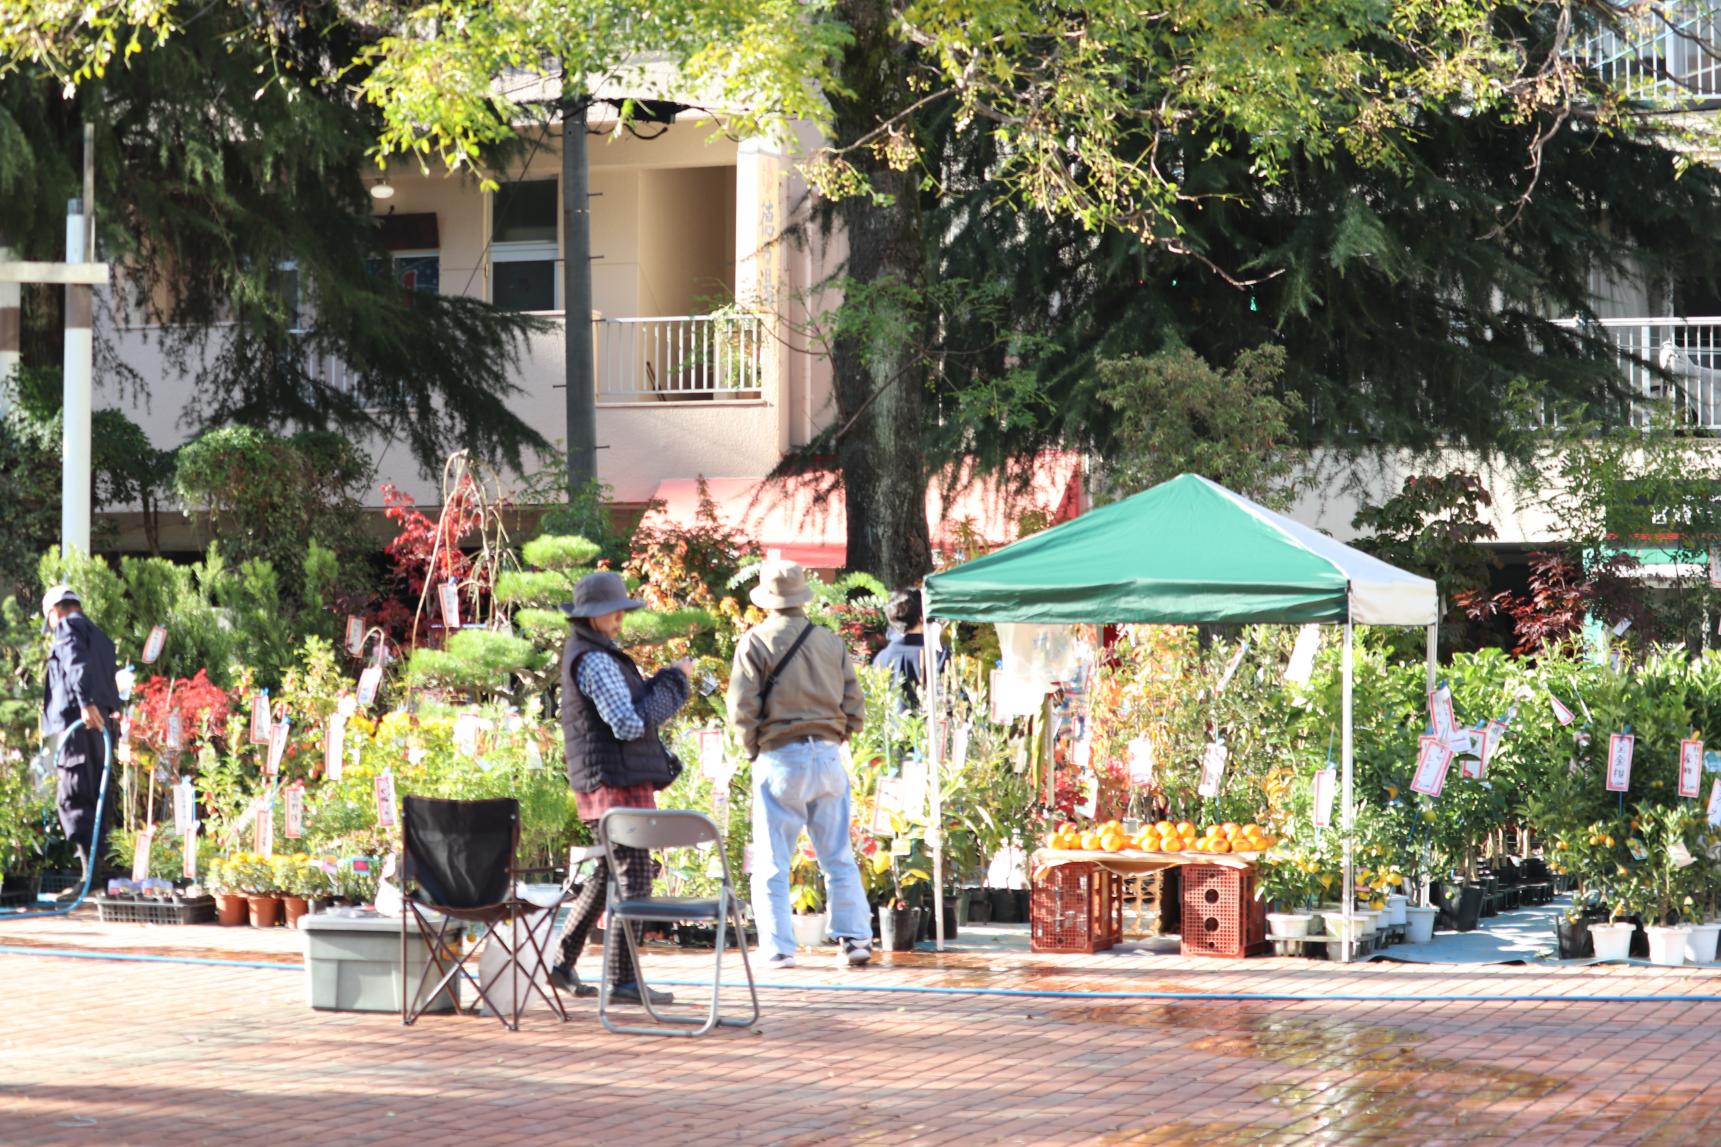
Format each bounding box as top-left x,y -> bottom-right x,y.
559,626 -> 674,793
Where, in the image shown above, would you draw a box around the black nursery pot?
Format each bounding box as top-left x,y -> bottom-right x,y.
1555,915 -> 1597,960
1453,884 -> 1485,932
990,889 -> 1021,924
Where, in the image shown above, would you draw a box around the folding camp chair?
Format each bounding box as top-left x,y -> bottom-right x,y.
597,808 -> 760,1037
399,795 -> 573,1031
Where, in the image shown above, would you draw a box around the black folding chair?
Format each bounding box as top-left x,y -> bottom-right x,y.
399,795 -> 573,1031
597,808 -> 759,1037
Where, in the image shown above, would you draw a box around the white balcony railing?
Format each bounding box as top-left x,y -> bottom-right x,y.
1559,316 -> 1721,427
1580,3 -> 1721,105
595,313 -> 765,403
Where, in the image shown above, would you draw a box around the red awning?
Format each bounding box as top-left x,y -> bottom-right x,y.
638,452 -> 1086,570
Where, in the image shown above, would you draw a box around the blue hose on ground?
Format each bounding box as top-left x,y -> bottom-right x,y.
2,945 -> 1720,1005
0,721 -> 113,921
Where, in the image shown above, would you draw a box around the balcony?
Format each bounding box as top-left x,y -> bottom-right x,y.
1560,316 -> 1721,427
594,313 -> 766,403
1579,3 -> 1721,106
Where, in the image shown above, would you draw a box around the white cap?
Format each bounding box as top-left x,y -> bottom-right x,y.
40,585 -> 80,619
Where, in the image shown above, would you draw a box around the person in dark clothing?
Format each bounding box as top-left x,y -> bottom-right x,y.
550,570 -> 692,1007
39,585 -> 121,895
871,588 -> 945,708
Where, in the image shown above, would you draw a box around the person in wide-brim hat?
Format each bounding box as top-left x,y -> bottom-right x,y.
550,569 -> 692,1008
748,560 -> 814,610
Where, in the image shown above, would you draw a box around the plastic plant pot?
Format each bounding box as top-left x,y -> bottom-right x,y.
1645,925 -> 1691,967
1588,921 -> 1634,962
1404,906 -> 1438,944
1684,922 -> 1721,966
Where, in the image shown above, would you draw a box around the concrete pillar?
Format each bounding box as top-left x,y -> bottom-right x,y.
0,245 -> 17,419
63,200 -> 92,557
735,138 -> 790,444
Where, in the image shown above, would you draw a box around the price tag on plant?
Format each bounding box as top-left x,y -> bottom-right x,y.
1550,693 -> 1576,727
165,710 -> 183,751
325,714 -> 346,781
871,778 -> 904,835
1479,720 -> 1507,777
1312,767 -> 1336,828
1605,732 -> 1634,793
1460,756 -> 1483,781
345,615 -> 365,656
697,729 -> 726,781
1681,739 -> 1705,799
141,624 -> 167,665
255,800 -> 274,857
901,757 -> 930,820
131,826 -> 154,883
266,719 -> 290,776
250,690 -> 271,744
1445,727 -> 1477,757
173,778 -> 196,837
1410,736 -> 1455,798
439,581 -> 461,630
1708,779 -> 1721,827
183,823 -> 197,882
1216,641 -> 1249,694
375,768 -> 399,828
952,722 -> 971,771
285,783 -> 304,839
1428,685 -> 1456,742
356,665 -> 382,707
1284,624 -> 1321,686
890,835 -> 914,857
1127,737 -> 1156,786
1198,741 -> 1229,799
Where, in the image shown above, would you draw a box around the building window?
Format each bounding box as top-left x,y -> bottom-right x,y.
368,251 -> 442,306
491,178 -> 559,311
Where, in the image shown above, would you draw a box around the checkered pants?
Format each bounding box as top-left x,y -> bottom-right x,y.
557,841 -> 653,987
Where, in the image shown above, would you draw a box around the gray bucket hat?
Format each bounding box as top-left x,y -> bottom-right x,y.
562,570 -> 645,618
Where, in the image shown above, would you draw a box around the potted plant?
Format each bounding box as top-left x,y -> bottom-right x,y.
1637,804 -> 1699,967
788,841 -> 828,951
205,855 -> 248,927
228,853 -> 281,927
1255,850 -> 1317,952
275,854 -> 314,929
877,853 -> 929,952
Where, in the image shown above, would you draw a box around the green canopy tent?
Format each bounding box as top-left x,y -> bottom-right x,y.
919,473 -> 1441,957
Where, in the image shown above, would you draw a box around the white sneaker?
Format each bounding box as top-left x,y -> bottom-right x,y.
767,953 -> 796,970
839,939 -> 872,967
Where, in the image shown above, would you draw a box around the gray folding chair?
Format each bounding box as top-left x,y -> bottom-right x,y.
597,808 -> 760,1037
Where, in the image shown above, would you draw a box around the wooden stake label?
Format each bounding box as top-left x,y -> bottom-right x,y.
1410,736 -> 1455,797
1550,694 -> 1575,727
1312,767 -> 1336,828
284,783 -> 304,839
131,826 -> 155,883
356,666 -> 381,707
375,769 -> 398,828
439,581 -> 461,630
345,615 -> 365,656
325,714 -> 346,781
250,691 -> 271,744
254,796 -> 274,857
165,710 -> 183,750
266,719 -> 290,776
141,625 -> 167,665
172,778 -> 196,837
183,823 -> 198,882
1606,733 -> 1635,793
1681,739 -> 1705,799
1197,741 -> 1229,798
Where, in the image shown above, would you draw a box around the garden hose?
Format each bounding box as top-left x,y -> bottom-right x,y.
0,720 -> 113,921
1,947 -> 1720,1006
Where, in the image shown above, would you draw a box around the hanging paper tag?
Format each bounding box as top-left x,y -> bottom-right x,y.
1075,771 -> 1099,820
375,768 -> 398,828
336,694 -> 358,719
439,581 -> 461,630
1428,685 -> 1457,742
1284,625 -> 1320,686
345,615 -> 365,656
453,713 -> 480,757
165,710 -> 184,751
1612,618 -> 1632,637
254,791 -> 275,855
284,783 -> 304,839
1479,720 -> 1506,776
901,756 -> 929,820
1709,780 -> 1721,827
1127,737 -> 1156,786
1216,641 -> 1249,694
1460,756 -> 1483,780
228,796 -> 261,845
1444,727 -> 1477,757
141,625 -> 167,665
1550,694 -> 1575,727
697,728 -> 726,780
1606,732 -> 1634,793
172,778 -> 196,837
1670,839 -> 1697,869
1410,737 -> 1456,797
525,736 -> 544,770
1681,739 -> 1705,799
325,714 -> 346,781
266,718 -> 290,776
952,722 -> 970,771
183,823 -> 198,882
871,778 -> 904,834
1312,767 -> 1337,828
1198,741 -> 1229,799
131,826 -> 155,882
356,665 -> 382,707
250,690 -> 271,744
890,835 -> 913,857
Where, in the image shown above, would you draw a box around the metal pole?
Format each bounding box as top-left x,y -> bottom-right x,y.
62,191 -> 92,557
923,598 -> 945,952
1426,596 -> 1439,694
1341,621 -> 1355,963
0,245 -> 18,418
560,88 -> 598,514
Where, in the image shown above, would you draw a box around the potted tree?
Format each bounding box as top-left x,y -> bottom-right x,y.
1637,804 -> 1700,967
205,855 -> 248,927
1256,853 -> 1317,954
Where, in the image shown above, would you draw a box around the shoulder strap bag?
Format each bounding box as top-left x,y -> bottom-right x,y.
757,620 -> 817,718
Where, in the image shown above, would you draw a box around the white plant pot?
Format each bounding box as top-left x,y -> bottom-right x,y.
1588,922 -> 1634,962
1405,906 -> 1438,944
1354,909 -> 1379,937
1321,912 -> 1365,941
1267,912 -> 1312,939
1646,925 -> 1690,967
1685,922 -> 1721,966
1386,894 -> 1408,927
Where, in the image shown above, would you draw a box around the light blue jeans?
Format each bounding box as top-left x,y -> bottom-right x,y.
751,740 -> 872,958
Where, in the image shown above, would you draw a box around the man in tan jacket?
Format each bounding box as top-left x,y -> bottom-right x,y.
728,560 -> 871,969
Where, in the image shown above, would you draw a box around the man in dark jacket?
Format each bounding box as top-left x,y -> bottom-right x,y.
871,588 -> 944,708
40,586 -> 121,893
551,570 -> 692,1006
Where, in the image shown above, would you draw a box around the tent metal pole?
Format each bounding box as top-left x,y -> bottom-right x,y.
1426,596 -> 1439,693
1341,620 -> 1355,964
923,604 -> 945,953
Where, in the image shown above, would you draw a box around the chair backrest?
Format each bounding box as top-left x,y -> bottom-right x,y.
402,795 -> 520,909
600,808 -> 722,853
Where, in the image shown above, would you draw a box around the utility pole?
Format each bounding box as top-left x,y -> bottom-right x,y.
61,122 -> 96,557
560,80 -> 598,529
0,245 -> 18,419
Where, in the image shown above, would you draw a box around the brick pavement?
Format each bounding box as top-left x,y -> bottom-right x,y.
2,930 -> 1721,1146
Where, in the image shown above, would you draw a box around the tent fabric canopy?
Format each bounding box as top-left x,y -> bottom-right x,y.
923,473 -> 1438,627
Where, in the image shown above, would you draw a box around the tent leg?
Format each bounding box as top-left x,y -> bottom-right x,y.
1426,601 -> 1439,693
1342,621 -> 1355,964
924,609 -> 945,954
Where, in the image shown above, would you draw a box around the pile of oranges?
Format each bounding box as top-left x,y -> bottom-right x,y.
1043,820 -> 1276,854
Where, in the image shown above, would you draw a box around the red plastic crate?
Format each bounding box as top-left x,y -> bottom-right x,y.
1180,864 -> 1269,958
1031,862 -> 1123,953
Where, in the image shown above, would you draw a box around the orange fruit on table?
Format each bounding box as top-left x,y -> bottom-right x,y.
1221,822 -> 1239,836
1080,831 -> 1101,851
1100,834 -> 1124,853
1154,820 -> 1174,835
1139,836 -> 1161,853
1176,821 -> 1195,836
1210,839 -> 1231,853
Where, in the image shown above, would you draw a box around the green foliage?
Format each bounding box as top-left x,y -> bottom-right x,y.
520,535 -> 601,574
406,629 -> 550,695
621,608 -> 716,647
493,570 -> 580,608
